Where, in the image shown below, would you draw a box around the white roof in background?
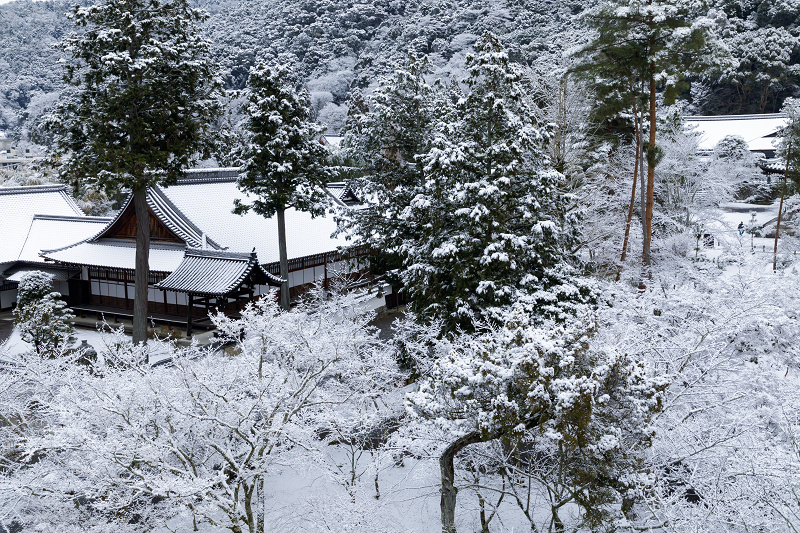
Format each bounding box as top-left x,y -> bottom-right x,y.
44,241 -> 186,272
160,179 -> 349,264
685,113 -> 788,152
0,185 -> 84,264
17,215 -> 110,263
322,135 -> 343,148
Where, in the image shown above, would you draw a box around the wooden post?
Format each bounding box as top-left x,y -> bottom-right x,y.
186,293 -> 193,338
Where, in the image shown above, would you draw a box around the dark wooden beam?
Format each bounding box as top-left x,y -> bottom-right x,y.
187,293 -> 193,339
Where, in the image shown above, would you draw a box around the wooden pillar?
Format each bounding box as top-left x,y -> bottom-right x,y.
186,293 -> 193,338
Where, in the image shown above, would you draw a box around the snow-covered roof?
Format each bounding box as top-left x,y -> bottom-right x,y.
685,113 -> 788,153
17,215 -> 110,263
43,241 -> 186,273
322,135 -> 343,148
160,176 -> 350,263
3,264 -> 77,282
0,185 -> 84,264
41,170 -> 352,275
155,249 -> 282,296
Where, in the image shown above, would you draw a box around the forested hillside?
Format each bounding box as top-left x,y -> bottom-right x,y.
0,0 -> 798,140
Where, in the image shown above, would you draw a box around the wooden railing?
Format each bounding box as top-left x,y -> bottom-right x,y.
263,246 -> 371,275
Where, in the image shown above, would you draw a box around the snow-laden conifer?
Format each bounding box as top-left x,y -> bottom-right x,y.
13,271 -> 74,358
408,32 -> 595,331
45,0 -> 221,344
236,62 -> 333,310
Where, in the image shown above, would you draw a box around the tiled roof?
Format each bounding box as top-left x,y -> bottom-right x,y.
155,249 -> 282,296
179,167 -> 242,183
17,215 -> 110,263
42,240 -> 185,272
0,185 -> 84,264
147,187 -> 224,249
158,179 -> 351,263
759,159 -> 787,173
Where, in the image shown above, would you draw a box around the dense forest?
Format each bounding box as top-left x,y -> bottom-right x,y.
0,0 -> 798,141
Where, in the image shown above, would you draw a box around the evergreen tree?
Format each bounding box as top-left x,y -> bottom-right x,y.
235,62 -> 333,310
578,0 -> 720,269
405,32 -> 594,332
13,271 -> 75,358
778,97 -> 800,183
46,0 -> 221,345
339,49 -> 437,285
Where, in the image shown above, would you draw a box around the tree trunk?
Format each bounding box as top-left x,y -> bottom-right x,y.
440,414 -> 544,533
277,207 -> 290,311
440,431 -> 485,533
618,95 -> 642,276
774,142 -> 793,272
644,63 -> 656,270
133,188 -> 150,348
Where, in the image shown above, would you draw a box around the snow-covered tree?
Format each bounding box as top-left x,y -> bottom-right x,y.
778,97 -> 800,183
12,271 -> 74,358
45,0 -> 221,344
235,62 -> 333,310
6,291 -> 400,532
578,0 -> 724,268
407,308 -> 666,532
339,48 -> 438,285
405,32 -> 595,331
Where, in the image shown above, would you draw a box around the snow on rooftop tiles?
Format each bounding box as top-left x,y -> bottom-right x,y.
155,250 -> 282,296
16,215 -> 111,263
43,241 -> 186,272
0,185 -> 84,264
159,179 -> 350,264
685,113 -> 788,152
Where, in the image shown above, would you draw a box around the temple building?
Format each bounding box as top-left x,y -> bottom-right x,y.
1,169 -> 370,332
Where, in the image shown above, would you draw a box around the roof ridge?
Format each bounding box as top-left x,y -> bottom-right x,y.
16,218 -> 36,262
184,248 -> 255,260
33,214 -> 112,223
148,186 -> 224,250
175,167 -> 241,184
0,184 -> 69,195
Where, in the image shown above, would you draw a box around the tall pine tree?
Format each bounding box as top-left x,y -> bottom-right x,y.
578,0 -> 720,269
339,49 -> 438,283
47,0 -> 220,345
235,62 -> 332,310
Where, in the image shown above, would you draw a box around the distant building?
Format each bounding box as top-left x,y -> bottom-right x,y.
0,131 -> 11,152
0,131 -> 38,169
684,113 -> 788,159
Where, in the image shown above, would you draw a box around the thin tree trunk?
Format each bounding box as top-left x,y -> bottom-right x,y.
133,188 -> 150,349
774,142 -> 793,272
618,92 -> 642,278
440,431 -> 486,533
256,476 -> 264,533
276,207 -> 290,311
644,63 -> 656,270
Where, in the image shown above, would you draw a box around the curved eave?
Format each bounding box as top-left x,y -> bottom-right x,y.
154,250 -> 283,296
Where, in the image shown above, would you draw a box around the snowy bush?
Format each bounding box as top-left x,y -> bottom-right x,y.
12,270 -> 74,357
